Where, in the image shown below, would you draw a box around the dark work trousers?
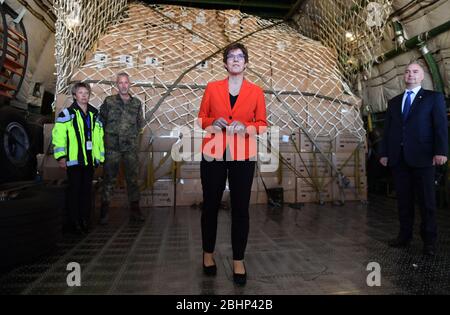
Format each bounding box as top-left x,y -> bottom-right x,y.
200,155 -> 256,261
391,149 -> 437,245
66,165 -> 94,227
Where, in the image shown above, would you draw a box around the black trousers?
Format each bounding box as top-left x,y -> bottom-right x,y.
66,165 -> 94,226
391,150 -> 437,245
200,156 -> 255,260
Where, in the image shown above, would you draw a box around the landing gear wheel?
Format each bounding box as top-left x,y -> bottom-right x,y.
0,108 -> 36,183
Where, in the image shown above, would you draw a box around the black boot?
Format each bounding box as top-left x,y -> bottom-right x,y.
130,201 -> 145,222
99,202 -> 109,225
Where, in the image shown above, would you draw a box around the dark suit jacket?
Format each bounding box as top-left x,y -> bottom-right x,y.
380,88 -> 448,167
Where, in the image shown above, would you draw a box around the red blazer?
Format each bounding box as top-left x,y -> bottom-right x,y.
198,78 -> 267,160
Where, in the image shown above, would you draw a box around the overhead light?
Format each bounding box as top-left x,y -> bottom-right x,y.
345,31 -> 355,42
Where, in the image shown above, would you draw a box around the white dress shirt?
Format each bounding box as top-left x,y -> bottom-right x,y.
401,86 -> 422,113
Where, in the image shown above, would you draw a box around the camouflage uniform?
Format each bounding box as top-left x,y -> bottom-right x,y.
99,94 -> 144,205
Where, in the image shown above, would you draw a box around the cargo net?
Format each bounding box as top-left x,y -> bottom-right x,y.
60,2 -> 365,142
53,0 -> 128,96
293,0 -> 392,84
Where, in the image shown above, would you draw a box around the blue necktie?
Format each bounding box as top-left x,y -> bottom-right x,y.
402,91 -> 413,121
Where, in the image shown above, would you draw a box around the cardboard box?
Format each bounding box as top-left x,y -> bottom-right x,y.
140,177 -> 246,207
295,153 -> 332,177
89,84 -> 111,108
271,51 -> 311,93
276,131 -> 300,153
41,154 -> 66,181
339,94 -> 362,108
318,79 -> 342,98
130,68 -> 155,85
299,133 -> 335,153
331,152 -> 366,177
331,176 -> 368,202
280,153 -> 297,175
150,88 -> 194,128
139,152 -> 175,181
306,101 -> 341,136
179,160 -> 200,179
335,132 -> 366,153
296,177 -> 333,203
250,187 -> 267,204
266,95 -> 307,133
153,102 -> 182,128
89,92 -> 108,109
189,136 -> 203,158
241,36 -> 272,83
70,67 -> 100,82
284,190 -> 296,203
152,55 -> 189,85
148,135 -> 180,152
176,179 -> 203,206
255,191 -> 268,204
181,35 -> 217,85
171,135 -> 202,161
140,179 -> 174,207
258,152 -> 296,177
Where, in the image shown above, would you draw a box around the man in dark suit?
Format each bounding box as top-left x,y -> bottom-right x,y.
380,62 -> 448,256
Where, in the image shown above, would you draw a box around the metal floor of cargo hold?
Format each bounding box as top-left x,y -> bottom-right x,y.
1,195 -> 450,295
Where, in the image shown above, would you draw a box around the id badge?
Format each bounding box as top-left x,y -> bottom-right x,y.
86,141 -> 93,150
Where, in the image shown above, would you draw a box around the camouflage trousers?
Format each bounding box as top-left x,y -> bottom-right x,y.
102,149 -> 140,205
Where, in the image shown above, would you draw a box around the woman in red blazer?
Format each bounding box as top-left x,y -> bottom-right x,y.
198,43 -> 267,286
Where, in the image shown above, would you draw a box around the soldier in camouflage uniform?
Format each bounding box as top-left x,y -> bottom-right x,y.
99,72 -> 145,224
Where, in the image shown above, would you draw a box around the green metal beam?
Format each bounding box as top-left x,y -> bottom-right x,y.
380,20 -> 450,61
418,43 -> 445,94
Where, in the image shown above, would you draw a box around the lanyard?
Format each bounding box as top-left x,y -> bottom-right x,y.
85,113 -> 91,140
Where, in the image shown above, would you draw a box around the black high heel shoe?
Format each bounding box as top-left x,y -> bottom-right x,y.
203,254 -> 217,276
233,262 -> 247,286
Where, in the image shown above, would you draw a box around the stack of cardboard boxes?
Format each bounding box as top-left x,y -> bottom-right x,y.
256,127 -> 367,205
331,132 -> 367,201
138,130 -> 233,207
48,4 -> 367,207
40,126 -> 366,208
